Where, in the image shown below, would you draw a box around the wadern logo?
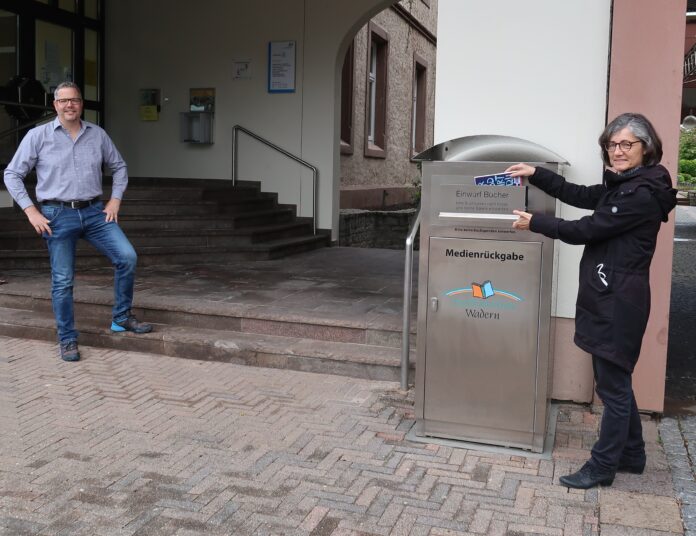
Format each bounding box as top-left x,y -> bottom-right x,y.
445,279 -> 523,320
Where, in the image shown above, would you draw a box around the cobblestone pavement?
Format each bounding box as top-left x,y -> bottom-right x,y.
661,418 -> 696,536
667,205 -> 696,401
1,337 -> 684,536
662,205 -> 696,536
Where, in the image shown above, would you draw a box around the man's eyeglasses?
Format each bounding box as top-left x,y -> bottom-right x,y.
54,98 -> 83,105
604,140 -> 642,152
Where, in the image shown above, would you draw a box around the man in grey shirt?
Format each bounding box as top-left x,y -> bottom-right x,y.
4,81 -> 152,362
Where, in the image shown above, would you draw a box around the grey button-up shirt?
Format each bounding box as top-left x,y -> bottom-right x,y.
3,117 -> 128,210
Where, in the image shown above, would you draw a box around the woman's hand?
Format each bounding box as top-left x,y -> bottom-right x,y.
512,210 -> 533,230
505,163 -> 537,178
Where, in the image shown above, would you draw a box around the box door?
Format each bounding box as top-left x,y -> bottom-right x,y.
424,237 -> 543,434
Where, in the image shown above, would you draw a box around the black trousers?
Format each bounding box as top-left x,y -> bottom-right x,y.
589,355 -> 645,472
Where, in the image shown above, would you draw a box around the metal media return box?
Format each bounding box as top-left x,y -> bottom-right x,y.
413,135 -> 567,452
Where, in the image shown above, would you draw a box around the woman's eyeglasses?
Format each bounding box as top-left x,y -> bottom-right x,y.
604,140 -> 642,152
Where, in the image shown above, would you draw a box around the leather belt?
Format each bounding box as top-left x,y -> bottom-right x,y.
41,198 -> 100,209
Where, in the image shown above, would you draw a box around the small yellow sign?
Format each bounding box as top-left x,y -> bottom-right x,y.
139,105 -> 159,121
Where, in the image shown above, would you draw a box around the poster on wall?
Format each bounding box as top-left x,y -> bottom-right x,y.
139,88 -> 160,121
268,41 -> 296,93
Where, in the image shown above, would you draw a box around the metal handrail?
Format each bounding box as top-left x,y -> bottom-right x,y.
0,100 -> 56,140
232,124 -> 318,235
401,208 -> 421,389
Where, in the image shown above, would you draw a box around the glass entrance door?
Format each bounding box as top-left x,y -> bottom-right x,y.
35,19 -> 73,94
0,0 -> 104,158
0,9 -> 17,165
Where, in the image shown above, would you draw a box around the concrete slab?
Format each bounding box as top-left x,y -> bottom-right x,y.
600,525 -> 682,536
600,489 -> 683,533
0,247 -> 418,332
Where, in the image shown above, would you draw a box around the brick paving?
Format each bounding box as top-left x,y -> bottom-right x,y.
0,336 -> 682,535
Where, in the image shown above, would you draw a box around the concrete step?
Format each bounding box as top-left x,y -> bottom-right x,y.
116,200 -> 219,216
0,206 -> 296,231
114,196 -> 278,216
0,177 -> 327,270
100,184 -> 266,203
231,219 -> 316,243
0,233 -> 331,269
0,283 -> 408,348
0,305 -> 415,381
0,220 -> 315,250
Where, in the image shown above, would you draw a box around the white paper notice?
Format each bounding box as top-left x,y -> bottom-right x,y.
268,41 -> 296,93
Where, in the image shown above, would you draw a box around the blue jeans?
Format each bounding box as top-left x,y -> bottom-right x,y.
590,355 -> 645,472
40,201 -> 138,343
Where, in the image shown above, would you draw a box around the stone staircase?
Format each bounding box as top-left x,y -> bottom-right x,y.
0,248 -> 417,382
0,177 -> 331,270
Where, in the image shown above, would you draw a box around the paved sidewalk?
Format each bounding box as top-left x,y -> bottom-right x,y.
661,416 -> 696,536
0,337 -> 684,535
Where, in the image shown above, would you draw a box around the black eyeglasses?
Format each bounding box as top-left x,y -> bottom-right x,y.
55,98 -> 83,105
604,140 -> 642,152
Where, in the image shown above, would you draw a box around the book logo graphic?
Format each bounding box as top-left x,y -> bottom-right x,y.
446,280 -> 522,302
444,280 -> 523,317
471,280 -> 494,299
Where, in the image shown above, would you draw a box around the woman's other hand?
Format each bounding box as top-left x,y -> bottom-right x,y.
505,163 -> 536,177
512,210 -> 533,230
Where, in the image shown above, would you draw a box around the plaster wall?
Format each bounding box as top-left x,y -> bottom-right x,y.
435,0 -> 611,322
607,0 -> 685,412
106,1 -> 305,209
106,0 -> 398,236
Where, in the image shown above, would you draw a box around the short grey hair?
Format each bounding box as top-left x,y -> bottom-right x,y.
598,113 -> 663,167
54,81 -> 82,100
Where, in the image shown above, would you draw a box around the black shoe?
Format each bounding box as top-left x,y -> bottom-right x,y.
59,341 -> 81,362
617,459 -> 645,474
559,462 -> 615,489
111,313 -> 152,334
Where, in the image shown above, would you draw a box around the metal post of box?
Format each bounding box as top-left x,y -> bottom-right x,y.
413,135 -> 567,452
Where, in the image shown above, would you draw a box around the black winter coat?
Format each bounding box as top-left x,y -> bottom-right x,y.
528,165 -> 677,372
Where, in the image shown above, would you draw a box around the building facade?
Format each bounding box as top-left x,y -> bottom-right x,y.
0,0 -> 686,411
339,0 -> 437,210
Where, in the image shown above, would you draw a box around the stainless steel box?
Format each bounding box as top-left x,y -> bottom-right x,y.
414,136 -> 566,452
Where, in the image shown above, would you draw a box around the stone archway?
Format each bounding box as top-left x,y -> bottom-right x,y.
334,2 -> 437,227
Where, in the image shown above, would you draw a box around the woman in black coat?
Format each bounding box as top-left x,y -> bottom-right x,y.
506,113 -> 677,489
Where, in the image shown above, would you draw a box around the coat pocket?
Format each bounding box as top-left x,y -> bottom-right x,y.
577,260 -> 613,319
613,296 -> 649,368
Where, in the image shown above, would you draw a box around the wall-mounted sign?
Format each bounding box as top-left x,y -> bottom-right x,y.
190,88 -> 215,113
139,88 -> 160,121
232,60 -> 252,80
268,41 -> 296,93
